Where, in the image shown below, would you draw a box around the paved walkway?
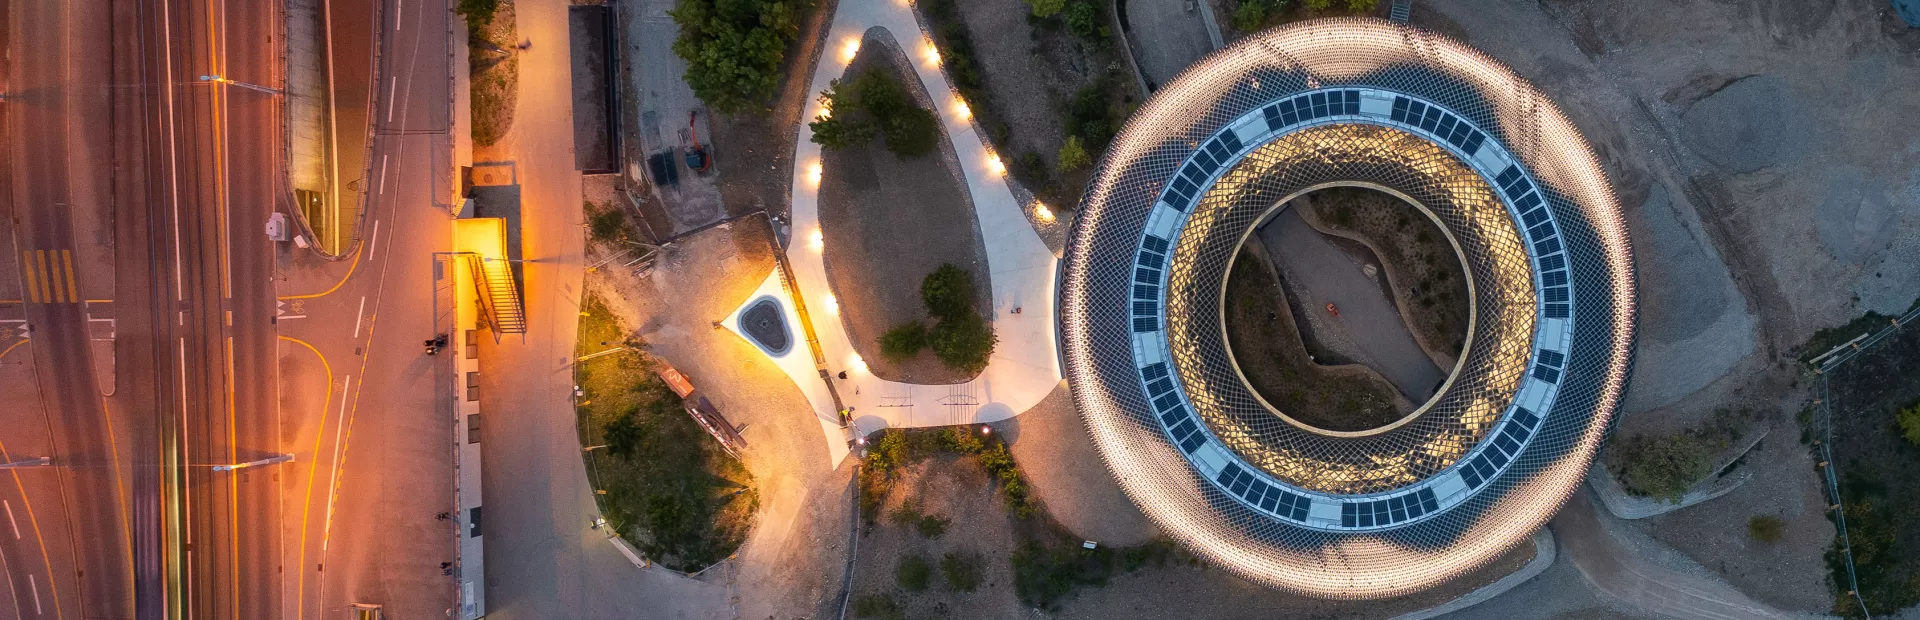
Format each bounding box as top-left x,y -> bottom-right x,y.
766,0 -> 1064,464
1258,206 -> 1445,403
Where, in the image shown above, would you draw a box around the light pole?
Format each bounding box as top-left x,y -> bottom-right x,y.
0,456 -> 50,469
210,453 -> 295,472
198,75 -> 284,96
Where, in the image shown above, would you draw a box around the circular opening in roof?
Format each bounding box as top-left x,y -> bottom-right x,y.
1221,185 -> 1473,435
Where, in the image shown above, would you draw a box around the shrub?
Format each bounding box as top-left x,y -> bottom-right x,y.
1067,81 -> 1121,154
930,311 -> 996,374
1063,0 -> 1102,40
916,513 -> 950,538
1617,434 -> 1714,502
1026,0 -> 1066,18
878,321 -> 929,360
946,426 -> 985,454
1231,0 -> 1281,31
942,552 -> 982,591
1897,402 -> 1920,447
455,0 -> 501,30
811,70 -> 939,157
1748,515 -> 1785,543
851,593 -> 902,620
1303,0 -> 1331,9
882,106 -> 940,157
896,555 -> 932,591
920,264 -> 976,320
670,0 -> 803,114
588,203 -> 626,243
809,80 -> 875,149
1347,0 -> 1377,9
888,499 -> 925,526
1057,135 -> 1090,172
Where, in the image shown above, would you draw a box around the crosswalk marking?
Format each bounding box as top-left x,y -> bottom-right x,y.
21,249 -> 79,304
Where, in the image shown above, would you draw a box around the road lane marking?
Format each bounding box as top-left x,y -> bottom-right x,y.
27,573 -> 38,615
352,296 -> 366,339
0,441 -> 62,620
19,253 -> 37,303
385,76 -> 398,123
395,0 -> 403,32
28,251 -> 47,304
3,499 -> 16,538
59,252 -> 76,304
283,336 -> 332,620
377,154 -> 389,195
321,375 -> 353,553
41,251 -> 60,304
367,220 -> 382,261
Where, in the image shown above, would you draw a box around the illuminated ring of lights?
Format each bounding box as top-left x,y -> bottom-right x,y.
1061,18 -> 1635,598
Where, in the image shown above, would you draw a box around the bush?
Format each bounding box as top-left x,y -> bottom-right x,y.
1057,135 -> 1090,172
455,0 -> 501,29
1062,0 -> 1103,40
1617,433 -> 1715,502
851,593 -> 902,620
588,203 -> 626,243
1898,402 -> 1920,446
878,321 -> 929,360
1231,0 -> 1281,31
670,0 -> 803,114
1066,80 -> 1123,154
896,555 -> 932,591
942,552 -> 982,591
808,80 -> 875,149
916,513 -> 950,538
1302,0 -> 1330,9
1347,0 -> 1377,9
1748,515 -> 1785,543
1026,0 -> 1066,18
920,263 -> 976,320
930,311 -> 996,374
882,106 -> 940,157
810,70 -> 939,157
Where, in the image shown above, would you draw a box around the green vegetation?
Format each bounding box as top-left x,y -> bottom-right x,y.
1611,407 -> 1755,502
1056,135 -> 1090,172
1230,0 -> 1377,32
587,201 -> 627,243
670,0 -> 806,114
455,0 -> 501,33
896,555 -> 933,591
1896,401 -> 1920,447
464,1 -> 518,147
850,593 -> 903,620
887,499 -> 951,538
576,296 -> 756,571
1065,78 -> 1126,160
1012,538 -> 1177,609
1026,0 -> 1066,18
859,427 -> 1036,522
1223,249 -> 1403,431
941,552 -> 982,591
878,321 -> 929,361
878,264 -> 996,374
809,69 -> 941,157
921,0 -> 1008,147
1615,433 -> 1715,502
1748,515 -> 1785,543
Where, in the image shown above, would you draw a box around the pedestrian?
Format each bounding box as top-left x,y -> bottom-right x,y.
837,371 -> 847,379
516,39 -> 532,51
436,512 -> 450,520
440,561 -> 452,569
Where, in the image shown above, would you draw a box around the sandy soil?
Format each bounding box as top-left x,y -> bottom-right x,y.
705,0 -> 838,221
1297,186 -> 1471,371
848,455 -> 1029,619
1002,385 -> 1160,547
817,31 -> 991,385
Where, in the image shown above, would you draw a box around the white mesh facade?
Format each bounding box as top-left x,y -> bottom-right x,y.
1060,18 -> 1636,598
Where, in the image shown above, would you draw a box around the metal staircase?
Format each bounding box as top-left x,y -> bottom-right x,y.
1389,0 -> 1412,22
468,254 -> 526,334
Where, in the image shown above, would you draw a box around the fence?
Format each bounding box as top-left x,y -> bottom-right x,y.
1807,302 -> 1920,620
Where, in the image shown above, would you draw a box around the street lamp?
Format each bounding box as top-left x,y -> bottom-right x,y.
210,454 -> 295,472
198,75 -> 284,96
0,456 -> 50,469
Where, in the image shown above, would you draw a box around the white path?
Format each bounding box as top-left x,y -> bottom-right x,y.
730,0 -> 1064,467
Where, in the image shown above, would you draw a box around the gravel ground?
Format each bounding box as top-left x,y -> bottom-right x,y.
817,32 -> 990,384
945,0 -> 1129,174
1296,186 -> 1471,371
1002,384 -> 1159,547
585,224 -> 854,619
704,0 -> 838,221
847,455 -> 1028,619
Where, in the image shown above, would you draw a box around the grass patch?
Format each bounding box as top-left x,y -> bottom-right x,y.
896,554 -> 933,591
1011,537 -> 1178,610
1748,515 -> 1785,543
850,593 -> 903,620
1608,407 -> 1755,502
941,551 -> 982,591
576,295 -> 756,572
465,1 -> 518,148
859,426 -> 1034,522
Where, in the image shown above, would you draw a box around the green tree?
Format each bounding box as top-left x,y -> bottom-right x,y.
455,0 -> 501,30
920,263 -> 976,320
808,80 -> 875,149
1057,135 -> 1090,172
1025,0 -> 1066,18
930,311 -> 996,374
1617,434 -> 1713,502
882,107 -> 941,157
1898,402 -> 1920,446
1063,0 -> 1102,40
878,321 -> 929,360
670,0 -> 803,114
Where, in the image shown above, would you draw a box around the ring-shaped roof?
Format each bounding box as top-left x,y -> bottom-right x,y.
1060,18 -> 1635,598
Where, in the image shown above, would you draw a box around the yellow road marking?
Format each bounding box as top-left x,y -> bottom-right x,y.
23,251 -> 42,303
100,400 -> 136,615
225,336 -> 239,619
280,336 -> 331,620
0,339 -> 25,362
277,244 -> 363,301
37,250 -> 56,303
61,251 -> 77,304
0,441 -> 66,620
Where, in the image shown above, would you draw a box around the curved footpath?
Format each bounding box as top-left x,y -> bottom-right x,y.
755,0 -> 1063,466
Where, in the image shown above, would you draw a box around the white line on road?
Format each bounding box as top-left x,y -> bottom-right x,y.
396,0 -> 403,31
377,154 -> 389,195
367,220 -> 382,261
322,374 -> 354,552
276,315 -> 307,320
27,573 -> 39,615
2,500 -> 16,539
352,296 -> 367,339
386,76 -> 398,123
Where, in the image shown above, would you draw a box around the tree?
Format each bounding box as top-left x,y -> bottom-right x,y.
920,263 -> 975,320
1617,434 -> 1713,502
882,106 -> 940,157
1025,0 -> 1066,18
1057,135 -> 1090,172
670,0 -> 802,114
929,311 -> 996,374
1898,402 -> 1920,446
455,0 -> 501,30
1063,0 -> 1102,40
878,321 -> 929,360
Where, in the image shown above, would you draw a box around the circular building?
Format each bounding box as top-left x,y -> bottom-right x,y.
1060,18 -> 1636,598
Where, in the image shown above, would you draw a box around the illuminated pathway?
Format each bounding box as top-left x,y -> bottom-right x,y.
754,0 -> 1064,466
